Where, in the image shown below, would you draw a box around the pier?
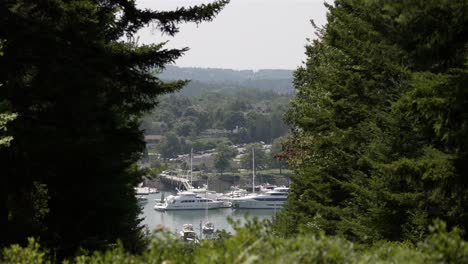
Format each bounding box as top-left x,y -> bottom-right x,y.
159,173 -> 194,190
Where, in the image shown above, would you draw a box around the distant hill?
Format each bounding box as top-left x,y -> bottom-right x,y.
158,65 -> 295,95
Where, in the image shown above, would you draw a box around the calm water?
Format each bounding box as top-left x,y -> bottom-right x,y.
140,192 -> 276,235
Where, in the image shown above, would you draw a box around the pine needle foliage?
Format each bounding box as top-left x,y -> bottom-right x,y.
0,0 -> 229,258
277,0 -> 468,242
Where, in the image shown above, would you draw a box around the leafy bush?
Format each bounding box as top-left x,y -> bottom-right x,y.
2,220 -> 468,264
1,238 -> 49,264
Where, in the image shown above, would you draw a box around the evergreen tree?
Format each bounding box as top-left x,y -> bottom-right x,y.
366,0 -> 468,241
270,137 -> 288,174
278,0 -> 468,242
158,132 -> 182,160
214,143 -> 237,175
277,0 -> 408,240
0,104 -> 16,148
241,144 -> 269,171
223,111 -> 246,132
0,0 -> 228,257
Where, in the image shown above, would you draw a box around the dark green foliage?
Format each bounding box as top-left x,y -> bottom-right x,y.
280,0 -> 468,243
192,137 -> 231,153
0,111 -> 16,148
0,0 -> 228,257
2,220 -> 468,263
368,0 -> 468,241
141,89 -> 291,145
245,112 -> 272,143
213,143 -> 238,175
174,119 -> 198,137
269,137 -> 288,174
281,0 -> 408,240
223,111 -> 246,132
158,132 -> 182,159
160,65 -> 295,95
240,144 -> 269,171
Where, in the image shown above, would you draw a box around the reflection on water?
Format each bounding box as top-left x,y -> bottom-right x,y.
140,192 -> 276,234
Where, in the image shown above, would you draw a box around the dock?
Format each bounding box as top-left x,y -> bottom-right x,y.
160,173 -> 194,190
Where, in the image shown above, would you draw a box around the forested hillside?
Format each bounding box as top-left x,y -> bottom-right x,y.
159,66 -> 295,95
142,89 -> 290,144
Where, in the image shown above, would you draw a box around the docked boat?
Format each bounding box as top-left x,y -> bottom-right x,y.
154,191 -> 225,210
225,186 -> 248,198
202,221 -> 215,234
258,183 -> 277,193
231,187 -> 289,209
135,186 -> 159,195
179,224 -> 199,242
185,184 -> 208,194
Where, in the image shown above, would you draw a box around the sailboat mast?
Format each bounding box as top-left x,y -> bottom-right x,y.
252,147 -> 255,193
190,148 -> 193,185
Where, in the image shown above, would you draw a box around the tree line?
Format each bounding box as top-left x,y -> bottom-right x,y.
143,89 -> 290,160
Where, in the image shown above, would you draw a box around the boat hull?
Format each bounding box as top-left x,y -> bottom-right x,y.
231,187 -> 289,209
231,200 -> 285,209
154,202 -> 225,210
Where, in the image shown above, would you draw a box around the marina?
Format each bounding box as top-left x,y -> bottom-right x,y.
140,192 -> 277,235
141,148 -> 287,236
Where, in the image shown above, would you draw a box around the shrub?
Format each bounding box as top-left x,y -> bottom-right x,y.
2,220 -> 468,264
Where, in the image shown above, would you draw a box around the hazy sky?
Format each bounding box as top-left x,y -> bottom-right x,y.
136,0 -> 328,70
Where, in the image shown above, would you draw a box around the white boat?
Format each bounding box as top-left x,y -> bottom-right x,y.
185,184 -> 208,194
226,186 -> 248,198
202,221 -> 215,234
179,224 -> 199,242
258,183 -> 277,193
201,185 -> 217,235
216,188 -> 247,205
154,191 -> 225,210
231,187 -> 289,209
135,186 -> 159,195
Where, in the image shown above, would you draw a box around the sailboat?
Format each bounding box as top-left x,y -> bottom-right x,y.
202,180 -> 216,234
252,147 -> 255,194
153,192 -> 165,208
231,147 -> 290,209
183,148 -> 208,193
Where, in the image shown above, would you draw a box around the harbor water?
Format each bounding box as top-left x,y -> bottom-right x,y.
140,192 -> 277,234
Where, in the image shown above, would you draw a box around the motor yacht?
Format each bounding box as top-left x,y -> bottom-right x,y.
179,224 -> 199,243
202,221 -> 215,234
154,191 -> 225,210
231,187 -> 289,209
